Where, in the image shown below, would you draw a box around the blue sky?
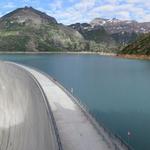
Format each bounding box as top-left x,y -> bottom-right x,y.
0,0 -> 149,24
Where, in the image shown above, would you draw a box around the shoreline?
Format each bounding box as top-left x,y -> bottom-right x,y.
0,51 -> 116,56
117,54 -> 150,60
0,51 -> 150,60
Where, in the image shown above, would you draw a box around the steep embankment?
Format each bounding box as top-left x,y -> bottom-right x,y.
120,34 -> 150,55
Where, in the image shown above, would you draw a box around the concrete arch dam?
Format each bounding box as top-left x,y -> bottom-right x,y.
0,61 -> 132,150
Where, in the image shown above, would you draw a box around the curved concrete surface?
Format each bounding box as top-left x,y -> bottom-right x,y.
0,61 -> 59,150
10,62 -> 130,150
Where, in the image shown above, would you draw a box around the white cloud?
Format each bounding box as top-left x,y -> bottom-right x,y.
49,0 -> 63,11
47,0 -> 150,24
116,11 -> 131,20
3,2 -> 16,9
2,0 -> 149,24
126,0 -> 143,3
94,5 -> 115,11
47,0 -> 97,24
141,14 -> 150,22
23,0 -> 30,2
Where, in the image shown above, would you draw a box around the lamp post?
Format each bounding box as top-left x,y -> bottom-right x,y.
127,131 -> 131,144
71,88 -> 73,94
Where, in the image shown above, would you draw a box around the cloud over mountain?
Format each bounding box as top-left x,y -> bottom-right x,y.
0,0 -> 149,24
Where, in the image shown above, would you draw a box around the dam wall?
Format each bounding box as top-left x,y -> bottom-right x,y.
12,62 -> 132,150
0,61 -> 60,150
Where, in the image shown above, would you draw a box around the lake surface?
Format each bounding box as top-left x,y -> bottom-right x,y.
0,53 -> 150,150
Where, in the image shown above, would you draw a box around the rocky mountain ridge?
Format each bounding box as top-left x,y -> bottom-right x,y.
69,22 -> 139,45
90,18 -> 150,34
0,7 -> 57,28
69,23 -> 115,44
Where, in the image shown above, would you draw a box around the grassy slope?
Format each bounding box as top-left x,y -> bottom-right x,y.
120,34 -> 150,55
83,28 -> 114,43
0,7 -> 89,52
0,20 -> 88,52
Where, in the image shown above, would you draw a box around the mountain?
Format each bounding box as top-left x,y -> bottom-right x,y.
69,18 -> 145,46
0,6 -> 57,26
0,7 -> 90,52
69,23 -> 116,45
120,34 -> 150,55
90,18 -> 150,45
1,7 -> 148,53
88,17 -> 150,55
111,31 -> 139,45
90,18 -> 150,34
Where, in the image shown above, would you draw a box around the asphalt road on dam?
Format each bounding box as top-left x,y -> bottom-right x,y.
0,61 -> 59,150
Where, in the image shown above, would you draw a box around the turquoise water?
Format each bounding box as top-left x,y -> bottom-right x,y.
0,53 -> 150,150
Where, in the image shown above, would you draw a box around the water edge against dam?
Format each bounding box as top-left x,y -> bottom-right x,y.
0,61 -> 131,150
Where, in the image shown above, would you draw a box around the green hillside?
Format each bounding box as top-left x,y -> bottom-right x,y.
83,27 -> 115,45
0,7 -> 89,52
120,34 -> 150,55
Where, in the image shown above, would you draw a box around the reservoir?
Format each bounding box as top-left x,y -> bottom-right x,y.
0,53 -> 150,150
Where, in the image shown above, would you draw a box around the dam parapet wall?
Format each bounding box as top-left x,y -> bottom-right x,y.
10,61 -> 134,150
37,67 -> 135,150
